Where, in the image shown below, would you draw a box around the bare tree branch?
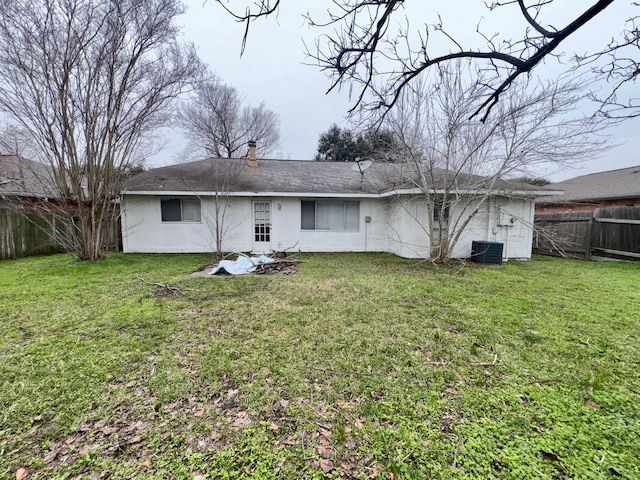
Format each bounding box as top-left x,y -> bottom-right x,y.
212,0 -> 282,55
211,1 -> 640,121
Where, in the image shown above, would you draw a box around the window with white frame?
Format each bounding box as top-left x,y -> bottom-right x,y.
433,198 -> 450,230
160,198 -> 201,222
301,200 -> 359,231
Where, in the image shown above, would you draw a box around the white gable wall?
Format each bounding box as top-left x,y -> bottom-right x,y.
122,193 -> 535,259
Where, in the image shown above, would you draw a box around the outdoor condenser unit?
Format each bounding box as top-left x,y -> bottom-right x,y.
471,241 -> 504,265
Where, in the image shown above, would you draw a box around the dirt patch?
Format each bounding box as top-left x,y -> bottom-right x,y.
150,285 -> 182,297
187,267 -> 214,278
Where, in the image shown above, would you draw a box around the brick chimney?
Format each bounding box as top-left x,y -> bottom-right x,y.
247,140 -> 257,168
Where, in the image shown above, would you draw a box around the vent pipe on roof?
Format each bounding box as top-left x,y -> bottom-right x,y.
247,140 -> 257,168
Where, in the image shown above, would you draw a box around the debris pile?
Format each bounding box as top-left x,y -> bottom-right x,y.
253,258 -> 301,275
206,254 -> 301,276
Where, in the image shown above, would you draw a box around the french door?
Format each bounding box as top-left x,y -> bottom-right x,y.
252,201 -> 271,253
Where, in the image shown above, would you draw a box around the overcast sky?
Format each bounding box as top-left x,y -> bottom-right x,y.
150,1 -> 640,182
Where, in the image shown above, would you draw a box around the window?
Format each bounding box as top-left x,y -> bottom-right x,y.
301,200 -> 359,231
161,198 -> 201,222
433,198 -> 450,230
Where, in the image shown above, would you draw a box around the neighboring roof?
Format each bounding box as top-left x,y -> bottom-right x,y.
538,165 -> 640,203
0,155 -> 56,199
124,158 -> 556,197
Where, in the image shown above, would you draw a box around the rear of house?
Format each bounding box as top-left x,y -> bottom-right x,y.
122,154 -> 547,260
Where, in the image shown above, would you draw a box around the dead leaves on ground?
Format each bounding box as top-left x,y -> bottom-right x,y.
15,468 -> 29,480
40,416 -> 150,469
17,385 -> 395,479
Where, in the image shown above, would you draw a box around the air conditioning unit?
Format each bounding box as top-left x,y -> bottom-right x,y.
471,241 -> 504,265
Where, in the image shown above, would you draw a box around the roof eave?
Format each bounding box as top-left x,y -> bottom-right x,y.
124,187 -> 554,198
123,190 -> 384,198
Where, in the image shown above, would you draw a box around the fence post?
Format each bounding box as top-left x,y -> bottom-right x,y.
584,216 -> 594,260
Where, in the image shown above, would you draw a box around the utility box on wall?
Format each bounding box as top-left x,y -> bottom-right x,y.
471,241 -> 504,265
498,207 -> 516,227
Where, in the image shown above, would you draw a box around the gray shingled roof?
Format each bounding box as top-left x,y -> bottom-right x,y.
537,165 -> 640,203
124,158 -> 551,196
0,155 -> 56,198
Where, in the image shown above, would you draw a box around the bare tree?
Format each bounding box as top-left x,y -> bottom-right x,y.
205,159 -> 247,260
178,75 -> 280,158
189,157 -> 248,260
382,62 -> 609,261
0,0 -> 202,261
213,1 -> 638,120
176,72 -> 280,258
0,123 -> 39,160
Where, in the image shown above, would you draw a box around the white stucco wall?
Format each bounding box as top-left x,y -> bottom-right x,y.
122,195 -> 252,253
269,197 -> 390,253
444,195 -> 534,260
489,196 -> 535,260
373,194 -> 534,260
122,193 -> 535,259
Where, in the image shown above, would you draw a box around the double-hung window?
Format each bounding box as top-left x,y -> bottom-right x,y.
161,198 -> 201,222
433,198 -> 450,230
301,200 -> 359,231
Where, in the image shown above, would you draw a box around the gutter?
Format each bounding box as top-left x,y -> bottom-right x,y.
123,188 -> 564,199
123,190 -> 384,198
537,193 -> 640,203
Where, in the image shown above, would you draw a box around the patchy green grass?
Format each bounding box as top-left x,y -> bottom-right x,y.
0,253 -> 638,479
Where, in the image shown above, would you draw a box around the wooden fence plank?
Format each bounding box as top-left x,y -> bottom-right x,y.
592,248 -> 640,259
595,218 -> 640,225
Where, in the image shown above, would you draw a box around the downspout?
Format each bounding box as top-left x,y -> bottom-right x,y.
504,225 -> 509,262
364,218 -> 368,252
487,198 -> 494,240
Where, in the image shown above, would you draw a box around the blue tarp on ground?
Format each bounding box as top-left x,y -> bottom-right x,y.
210,255 -> 273,275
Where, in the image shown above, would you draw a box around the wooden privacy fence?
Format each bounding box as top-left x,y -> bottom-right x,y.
1,207 -> 121,260
534,206 -> 640,260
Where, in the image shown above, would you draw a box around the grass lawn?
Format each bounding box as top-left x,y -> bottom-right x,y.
0,253 -> 639,479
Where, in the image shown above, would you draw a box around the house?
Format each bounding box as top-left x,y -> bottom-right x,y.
0,154 -> 57,200
122,146 -> 558,260
0,155 -> 62,259
536,165 -> 640,215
